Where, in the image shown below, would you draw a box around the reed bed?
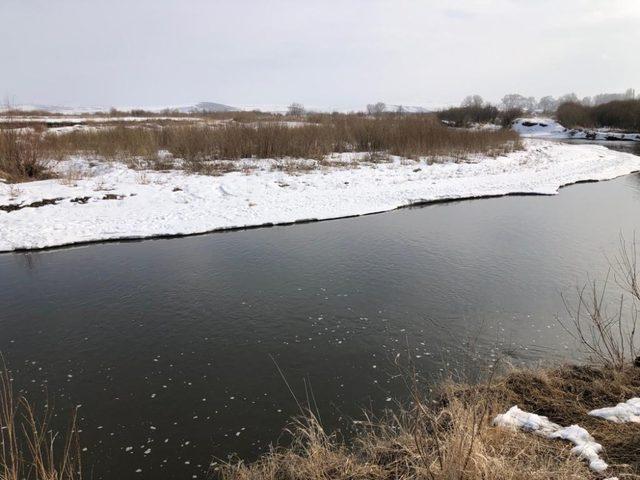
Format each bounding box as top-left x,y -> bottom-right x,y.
1,114 -> 520,181
43,115 -> 519,162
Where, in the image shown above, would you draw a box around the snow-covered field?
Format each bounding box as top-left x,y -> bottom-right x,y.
1,139 -> 640,252
513,118 -> 640,142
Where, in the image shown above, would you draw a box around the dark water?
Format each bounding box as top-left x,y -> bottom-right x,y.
1,163 -> 640,478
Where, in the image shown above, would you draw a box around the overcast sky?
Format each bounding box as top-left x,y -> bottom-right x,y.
1,0 -> 639,110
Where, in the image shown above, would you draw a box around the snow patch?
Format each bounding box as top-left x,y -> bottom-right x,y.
494,406 -> 608,472
1,139 -> 639,252
589,398 -> 640,423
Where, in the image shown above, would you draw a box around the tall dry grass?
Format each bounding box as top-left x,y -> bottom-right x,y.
222,380 -> 592,480
0,363 -> 81,480
39,114 -> 520,167
0,130 -> 50,182
223,356 -> 640,480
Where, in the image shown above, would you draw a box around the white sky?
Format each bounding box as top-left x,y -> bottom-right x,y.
1,0 -> 639,110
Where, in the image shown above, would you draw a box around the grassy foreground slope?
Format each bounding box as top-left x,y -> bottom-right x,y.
222,365 -> 639,480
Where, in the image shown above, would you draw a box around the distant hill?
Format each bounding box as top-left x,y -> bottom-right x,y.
1,104 -> 106,114
175,102 -> 238,113
386,104 -> 431,113
2,102 -> 239,115
2,102 -> 449,115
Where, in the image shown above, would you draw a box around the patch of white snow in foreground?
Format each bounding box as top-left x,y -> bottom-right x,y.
589,398 -> 640,423
1,139 -> 640,252
494,406 -> 608,472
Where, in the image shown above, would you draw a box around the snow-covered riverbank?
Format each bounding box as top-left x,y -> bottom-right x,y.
513,118 -> 640,142
1,139 -> 640,252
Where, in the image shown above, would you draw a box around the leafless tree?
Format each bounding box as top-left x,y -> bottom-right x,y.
537,96 -> 558,113
558,92 -> 579,104
287,103 -> 305,116
461,95 -> 484,108
366,102 -> 386,115
559,234 -> 639,370
501,93 -> 536,112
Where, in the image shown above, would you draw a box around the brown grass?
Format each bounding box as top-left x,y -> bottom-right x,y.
485,364 -> 640,474
221,363 -> 640,480
221,366 -> 614,480
41,126 -> 160,162
0,363 -> 81,480
0,130 -> 50,182
36,114 -> 520,168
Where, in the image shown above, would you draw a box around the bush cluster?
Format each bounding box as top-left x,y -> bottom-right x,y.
556,99 -> 640,131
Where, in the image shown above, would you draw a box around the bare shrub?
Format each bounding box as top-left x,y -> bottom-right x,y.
437,105 -> 500,127
0,130 -> 49,182
592,99 -> 640,131
59,163 -> 89,186
366,102 -> 387,116
184,159 -> 240,176
500,108 -> 524,128
559,235 -> 639,370
556,102 -> 594,129
287,103 -> 305,116
557,99 -> 640,131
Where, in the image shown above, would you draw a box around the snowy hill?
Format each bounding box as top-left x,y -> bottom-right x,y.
2,102 -> 238,114
174,102 -> 238,113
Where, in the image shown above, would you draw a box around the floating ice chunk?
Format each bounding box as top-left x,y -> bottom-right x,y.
589,398 -> 640,423
494,406 -> 608,472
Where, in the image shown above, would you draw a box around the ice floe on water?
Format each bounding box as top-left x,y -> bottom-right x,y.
494,405 -> 608,472
1,139 -> 640,252
589,398 -> 640,423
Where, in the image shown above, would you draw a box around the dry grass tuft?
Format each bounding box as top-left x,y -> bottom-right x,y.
0,362 -> 81,480
0,130 -> 50,182
223,360 -> 640,480
222,378 -> 594,480
484,364 -> 640,474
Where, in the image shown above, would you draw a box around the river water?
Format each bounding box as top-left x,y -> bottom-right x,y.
1,144 -> 639,479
